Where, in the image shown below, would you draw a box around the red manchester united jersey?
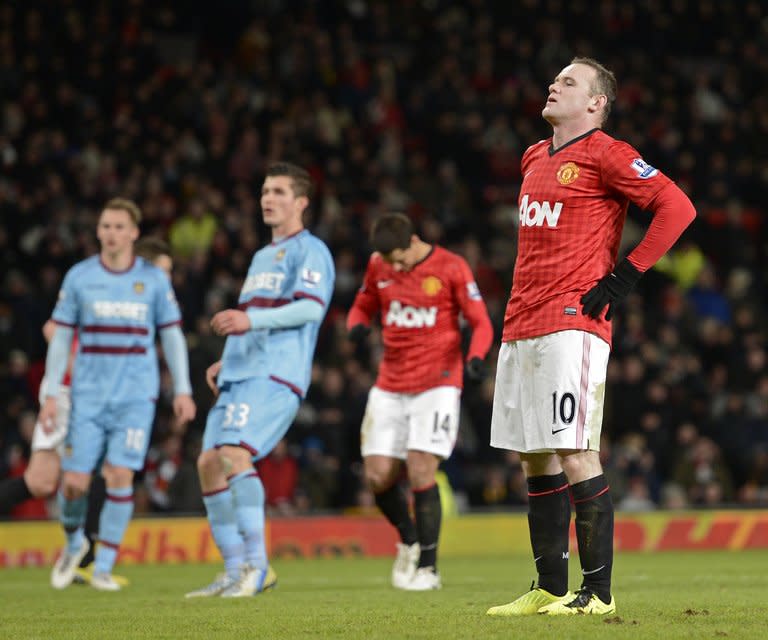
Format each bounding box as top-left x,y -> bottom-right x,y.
503,129 -> 672,347
348,246 -> 492,393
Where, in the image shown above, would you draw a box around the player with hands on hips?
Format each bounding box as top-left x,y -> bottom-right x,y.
486,57 -> 695,617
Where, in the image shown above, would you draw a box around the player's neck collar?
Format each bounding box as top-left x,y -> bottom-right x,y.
548,128 -> 600,156
271,228 -> 306,245
99,255 -> 136,274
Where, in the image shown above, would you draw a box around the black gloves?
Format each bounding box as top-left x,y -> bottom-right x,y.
347,323 -> 371,343
580,258 -> 642,320
465,356 -> 487,382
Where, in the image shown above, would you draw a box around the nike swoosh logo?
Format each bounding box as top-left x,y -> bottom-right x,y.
377,280 -> 393,289
524,170 -> 535,178
533,555 -> 543,563
552,427 -> 568,435
582,565 -> 606,575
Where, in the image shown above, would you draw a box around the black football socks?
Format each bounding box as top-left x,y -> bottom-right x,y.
571,474 -> 614,604
527,473 -> 571,597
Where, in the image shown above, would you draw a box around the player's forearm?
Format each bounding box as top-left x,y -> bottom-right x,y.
246,298 -> 324,330
43,324 -> 74,398
626,182 -> 697,272
346,304 -> 373,330
465,307 -> 494,360
159,325 -> 193,395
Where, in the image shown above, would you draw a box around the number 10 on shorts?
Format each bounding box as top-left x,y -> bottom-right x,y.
551,391 -> 576,430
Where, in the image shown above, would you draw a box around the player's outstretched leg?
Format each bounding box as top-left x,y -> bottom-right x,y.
0,476 -> 33,514
403,483 -> 441,591
51,492 -> 91,589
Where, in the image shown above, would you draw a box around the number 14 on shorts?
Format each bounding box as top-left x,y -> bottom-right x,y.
430,412 -> 451,444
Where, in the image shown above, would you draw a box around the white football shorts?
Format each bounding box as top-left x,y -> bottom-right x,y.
360,385 -> 461,460
31,377 -> 71,453
490,330 -> 610,453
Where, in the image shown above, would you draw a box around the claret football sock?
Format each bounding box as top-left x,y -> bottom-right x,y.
229,469 -> 268,570
413,483 -> 441,569
571,475 -> 613,605
374,482 -> 418,546
203,486 -> 244,579
527,473 -> 570,597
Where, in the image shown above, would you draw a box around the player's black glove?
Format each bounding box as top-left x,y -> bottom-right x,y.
347,323 -> 371,343
465,357 -> 488,382
580,258 -> 642,320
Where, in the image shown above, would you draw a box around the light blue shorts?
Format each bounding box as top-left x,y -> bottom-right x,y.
62,397 -> 156,473
203,377 -> 300,461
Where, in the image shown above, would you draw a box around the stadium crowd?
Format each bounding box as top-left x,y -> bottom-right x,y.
1,0 -> 767,518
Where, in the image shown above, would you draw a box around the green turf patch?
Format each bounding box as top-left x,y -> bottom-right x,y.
1,550 -> 766,639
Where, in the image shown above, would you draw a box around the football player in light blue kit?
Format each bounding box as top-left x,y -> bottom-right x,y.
39,198 -> 196,591
186,162 -> 335,598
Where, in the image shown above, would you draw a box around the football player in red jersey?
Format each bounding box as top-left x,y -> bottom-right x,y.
486,58 -> 696,617
347,213 -> 493,591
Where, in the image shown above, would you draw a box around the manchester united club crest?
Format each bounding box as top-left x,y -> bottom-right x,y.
275,248 -> 286,262
557,162 -> 580,185
133,281 -> 145,294
421,276 -> 443,296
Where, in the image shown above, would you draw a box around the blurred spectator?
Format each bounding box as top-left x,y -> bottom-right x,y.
672,436 -> 735,506
169,198 -> 218,259
1,0 -> 767,516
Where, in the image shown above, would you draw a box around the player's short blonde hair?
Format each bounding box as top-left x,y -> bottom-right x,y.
104,198 -> 142,226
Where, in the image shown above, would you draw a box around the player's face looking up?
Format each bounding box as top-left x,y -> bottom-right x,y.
260,175 -> 308,235
542,63 -> 606,125
97,208 -> 139,259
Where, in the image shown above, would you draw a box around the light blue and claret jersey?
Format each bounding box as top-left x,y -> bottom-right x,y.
52,255 -> 182,402
219,229 -> 335,397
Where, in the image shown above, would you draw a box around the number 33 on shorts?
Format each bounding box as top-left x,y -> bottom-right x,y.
223,403 -> 251,428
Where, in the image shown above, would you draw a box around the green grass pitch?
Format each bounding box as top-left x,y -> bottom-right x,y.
1,551 -> 767,639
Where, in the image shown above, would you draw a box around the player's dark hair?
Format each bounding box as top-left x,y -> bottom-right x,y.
265,161 -> 313,199
104,198 -> 142,225
135,237 -> 170,262
571,57 -> 617,124
370,213 -> 413,255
